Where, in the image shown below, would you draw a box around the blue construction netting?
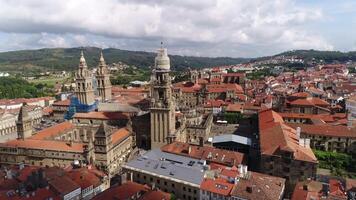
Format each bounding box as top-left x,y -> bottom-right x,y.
64,96 -> 98,120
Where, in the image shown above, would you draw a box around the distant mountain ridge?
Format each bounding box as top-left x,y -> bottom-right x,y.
1,48 -> 355,74
0,47 -> 249,72
252,49 -> 356,63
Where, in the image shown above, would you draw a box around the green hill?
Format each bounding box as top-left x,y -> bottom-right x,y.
276,50 -> 356,63
0,47 -> 249,73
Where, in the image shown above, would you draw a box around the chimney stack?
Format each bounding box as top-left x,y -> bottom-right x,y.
347,110 -> 353,128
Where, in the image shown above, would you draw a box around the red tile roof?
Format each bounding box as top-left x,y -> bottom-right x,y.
111,128 -> 131,145
52,99 -> 71,106
140,190 -> 171,200
173,82 -> 202,93
291,180 -> 323,200
289,97 -> 329,107
225,103 -> 243,112
200,177 -> 234,196
231,171 -> 285,200
207,83 -> 243,94
92,181 -> 170,200
258,109 -> 317,163
161,142 -> 246,166
30,121 -> 74,140
278,112 -> 346,123
0,139 -> 84,153
73,111 -> 129,120
67,168 -> 102,189
287,123 -> 356,138
329,179 -> 347,199
49,176 -> 80,195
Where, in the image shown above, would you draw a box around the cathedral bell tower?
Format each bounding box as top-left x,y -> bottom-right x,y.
150,46 -> 176,149
74,51 -> 95,105
96,51 -> 112,102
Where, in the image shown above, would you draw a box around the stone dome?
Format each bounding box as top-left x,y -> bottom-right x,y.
155,48 -> 170,70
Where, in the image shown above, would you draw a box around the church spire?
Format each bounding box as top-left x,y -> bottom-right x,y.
74,50 -> 95,105
79,50 -> 87,68
99,50 -> 105,64
95,50 -> 112,101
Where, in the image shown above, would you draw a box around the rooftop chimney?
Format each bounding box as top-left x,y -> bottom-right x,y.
246,186 -> 253,193
347,110 -> 353,128
296,127 -> 301,139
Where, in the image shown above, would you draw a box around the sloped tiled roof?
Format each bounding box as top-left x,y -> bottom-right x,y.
258,109 -> 317,163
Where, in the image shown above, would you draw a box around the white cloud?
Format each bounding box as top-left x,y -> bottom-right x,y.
0,0 -> 333,57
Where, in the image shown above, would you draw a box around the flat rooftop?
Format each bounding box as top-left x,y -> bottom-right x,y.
123,149 -> 206,187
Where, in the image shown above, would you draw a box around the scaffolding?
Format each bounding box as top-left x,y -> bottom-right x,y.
64,96 -> 98,120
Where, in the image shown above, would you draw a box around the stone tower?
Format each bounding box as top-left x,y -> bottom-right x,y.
75,51 -> 95,105
94,122 -> 113,172
150,47 -> 176,149
96,51 -> 112,102
17,103 -> 32,139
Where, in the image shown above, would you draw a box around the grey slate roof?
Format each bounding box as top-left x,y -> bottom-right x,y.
123,149 -> 207,186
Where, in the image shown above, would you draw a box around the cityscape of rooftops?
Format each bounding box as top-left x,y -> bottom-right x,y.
0,0 -> 355,200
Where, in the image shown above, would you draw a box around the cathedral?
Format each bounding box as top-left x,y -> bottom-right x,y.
0,46 -> 214,178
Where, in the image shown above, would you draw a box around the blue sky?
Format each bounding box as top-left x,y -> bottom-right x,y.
0,0 -> 355,57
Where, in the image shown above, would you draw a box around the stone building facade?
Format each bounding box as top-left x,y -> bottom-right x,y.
258,109 -> 318,194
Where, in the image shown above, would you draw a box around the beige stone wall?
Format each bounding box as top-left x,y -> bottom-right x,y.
260,154 -> 317,193
127,169 -> 200,200
302,133 -> 356,154
0,146 -> 85,168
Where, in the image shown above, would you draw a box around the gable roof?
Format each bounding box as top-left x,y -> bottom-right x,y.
258,109 -> 317,163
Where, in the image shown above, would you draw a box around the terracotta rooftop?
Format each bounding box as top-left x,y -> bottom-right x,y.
30,121 -> 74,140
290,92 -> 310,98
225,103 -> 244,112
173,82 -> 202,93
258,109 -> 317,163
49,176 -> 80,195
161,142 -> 246,166
289,97 -> 329,107
207,83 -> 243,94
52,99 -> 71,106
111,128 -> 131,145
231,171 -> 285,200
73,111 -> 130,120
140,190 -> 171,200
67,168 -> 102,189
291,180 -> 323,200
92,181 -> 169,200
288,123 -> 356,138
0,139 -> 84,153
278,112 -> 346,123
200,177 -> 235,196
329,179 -> 347,199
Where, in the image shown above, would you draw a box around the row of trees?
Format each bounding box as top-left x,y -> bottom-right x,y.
0,77 -> 54,99
313,149 -> 356,178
